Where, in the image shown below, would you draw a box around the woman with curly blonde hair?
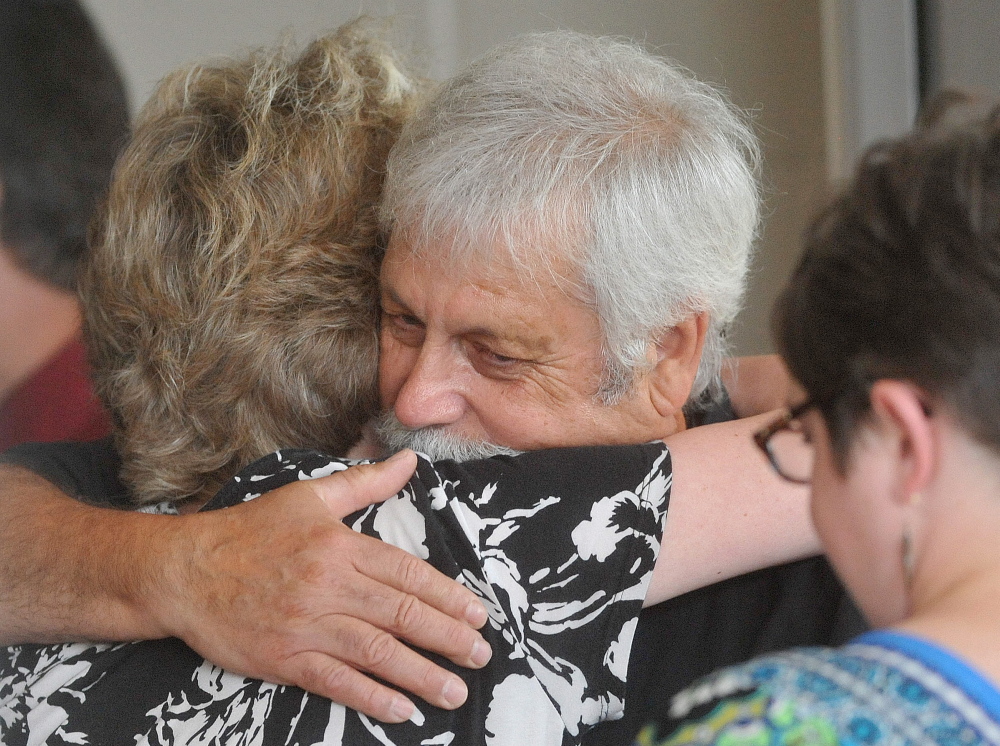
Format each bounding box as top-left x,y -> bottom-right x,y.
84,20 -> 417,507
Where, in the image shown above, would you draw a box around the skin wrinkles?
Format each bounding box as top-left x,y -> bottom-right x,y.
378,233 -> 695,452
381,284 -> 562,367
381,272 -> 603,416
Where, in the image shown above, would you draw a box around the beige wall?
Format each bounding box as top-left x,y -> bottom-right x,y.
82,0 -> 832,354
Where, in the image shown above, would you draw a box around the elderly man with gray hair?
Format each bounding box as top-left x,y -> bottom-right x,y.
0,28 -> 856,744
373,30 -> 757,459
366,34 -> 858,740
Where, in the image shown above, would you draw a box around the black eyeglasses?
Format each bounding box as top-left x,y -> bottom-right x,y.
753,399 -> 817,484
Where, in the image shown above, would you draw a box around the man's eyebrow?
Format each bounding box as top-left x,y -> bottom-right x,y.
381,283 -> 554,354
380,286 -> 412,312
464,324 -> 554,355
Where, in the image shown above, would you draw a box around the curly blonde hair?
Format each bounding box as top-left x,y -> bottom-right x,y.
82,21 -> 421,505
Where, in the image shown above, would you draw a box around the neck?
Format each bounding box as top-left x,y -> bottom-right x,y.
893,468 -> 1000,688
0,249 -> 82,401
895,566 -> 1000,687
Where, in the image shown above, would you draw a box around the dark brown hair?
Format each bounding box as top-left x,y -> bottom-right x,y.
776,98 -> 1000,461
0,0 -> 130,289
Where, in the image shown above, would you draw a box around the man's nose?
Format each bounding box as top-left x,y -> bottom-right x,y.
392,344 -> 467,430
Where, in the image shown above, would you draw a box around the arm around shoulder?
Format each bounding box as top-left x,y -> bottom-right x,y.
722,355 -> 793,418
644,412 -> 820,607
0,453 -> 492,723
0,463 -> 179,644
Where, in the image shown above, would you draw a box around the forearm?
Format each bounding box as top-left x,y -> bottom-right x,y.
645,412 -> 821,606
722,355 -> 793,418
0,464 -> 174,644
0,457 -> 489,721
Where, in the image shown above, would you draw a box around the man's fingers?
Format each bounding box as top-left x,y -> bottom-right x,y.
286,651 -> 417,723
328,570 -> 492,669
271,454 -> 490,635
310,450 -> 418,518
303,616 -> 471,715
357,540 -> 488,629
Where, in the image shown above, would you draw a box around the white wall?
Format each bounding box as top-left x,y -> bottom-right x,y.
80,0 -> 439,113
81,0 -> 831,355
821,0 -> 919,182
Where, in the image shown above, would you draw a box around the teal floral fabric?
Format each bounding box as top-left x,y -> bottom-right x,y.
637,631 -> 1000,745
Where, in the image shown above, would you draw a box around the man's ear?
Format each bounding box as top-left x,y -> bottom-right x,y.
868,380 -> 936,502
648,311 -> 709,418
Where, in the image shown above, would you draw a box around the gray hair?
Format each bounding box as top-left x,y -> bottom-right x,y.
374,411 -> 522,462
381,31 -> 760,403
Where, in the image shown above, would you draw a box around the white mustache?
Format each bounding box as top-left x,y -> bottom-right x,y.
373,411 -> 523,462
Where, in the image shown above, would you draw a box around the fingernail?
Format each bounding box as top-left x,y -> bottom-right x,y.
471,638 -> 492,667
464,600 -> 487,626
441,677 -> 468,708
390,696 -> 415,722
386,448 -> 414,463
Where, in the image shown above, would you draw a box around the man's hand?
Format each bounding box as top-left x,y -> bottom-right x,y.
0,453 -> 490,723
154,450 -> 489,721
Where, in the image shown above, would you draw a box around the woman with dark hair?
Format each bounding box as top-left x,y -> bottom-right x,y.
638,107 -> 1000,744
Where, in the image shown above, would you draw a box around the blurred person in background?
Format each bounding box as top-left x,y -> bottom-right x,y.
637,102 -> 1000,745
0,0 -> 129,449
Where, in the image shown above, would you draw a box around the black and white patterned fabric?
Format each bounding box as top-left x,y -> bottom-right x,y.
1,443 -> 670,745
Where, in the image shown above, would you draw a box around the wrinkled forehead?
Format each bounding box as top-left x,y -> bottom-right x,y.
380,230 -> 606,368
383,220 -> 591,303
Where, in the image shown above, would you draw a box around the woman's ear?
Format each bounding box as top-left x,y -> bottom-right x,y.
868,380 -> 937,503
648,311 -> 709,418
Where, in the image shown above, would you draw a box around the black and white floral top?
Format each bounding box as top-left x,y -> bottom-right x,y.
1,443 -> 670,745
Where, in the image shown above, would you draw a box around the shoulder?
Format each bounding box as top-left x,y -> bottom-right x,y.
202,448 -> 352,510
0,436 -> 128,507
204,442 -> 673,517
636,648 -> 851,745
641,640 -> 1000,746
424,442 -> 672,512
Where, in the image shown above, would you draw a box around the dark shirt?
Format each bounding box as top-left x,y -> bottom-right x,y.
1,435 -> 126,508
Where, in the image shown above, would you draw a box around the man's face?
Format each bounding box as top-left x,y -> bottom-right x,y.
377,234 -> 683,456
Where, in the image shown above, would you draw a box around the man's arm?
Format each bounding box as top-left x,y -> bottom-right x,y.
0,458 -> 489,723
722,355 -> 793,418
644,411 -> 820,606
